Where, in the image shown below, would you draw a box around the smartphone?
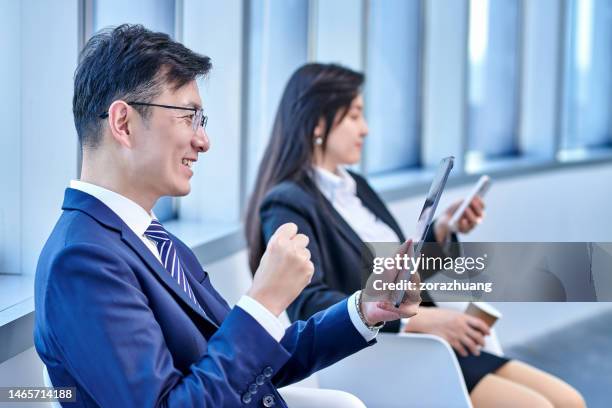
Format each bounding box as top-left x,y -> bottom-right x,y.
449,175 -> 491,232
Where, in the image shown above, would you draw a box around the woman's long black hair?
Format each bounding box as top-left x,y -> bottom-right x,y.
245,63 -> 364,273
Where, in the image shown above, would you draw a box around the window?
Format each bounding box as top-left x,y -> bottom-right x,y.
0,1 -> 79,275
0,0 -> 22,274
245,0 -> 309,192
561,0 -> 612,152
93,0 -> 176,37
466,0 -> 521,167
363,0 -> 423,174
179,1 -> 244,224
311,0 -> 364,70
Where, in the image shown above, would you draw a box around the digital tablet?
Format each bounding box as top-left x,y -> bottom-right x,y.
393,156 -> 454,307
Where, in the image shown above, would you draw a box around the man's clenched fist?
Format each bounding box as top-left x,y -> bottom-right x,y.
248,223 -> 315,316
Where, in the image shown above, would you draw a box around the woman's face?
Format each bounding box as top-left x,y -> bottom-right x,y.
319,94 -> 369,168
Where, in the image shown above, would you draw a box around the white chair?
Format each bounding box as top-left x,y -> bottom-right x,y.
316,333 -> 472,408
279,387 -> 367,408
44,365 -> 366,408
206,252 -> 476,408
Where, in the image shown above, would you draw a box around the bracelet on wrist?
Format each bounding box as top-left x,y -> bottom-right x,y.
355,291 -> 385,332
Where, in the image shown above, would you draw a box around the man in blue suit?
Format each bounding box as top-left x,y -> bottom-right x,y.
34,24 -> 420,407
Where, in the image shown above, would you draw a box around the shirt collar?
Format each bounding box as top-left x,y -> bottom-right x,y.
313,166 -> 357,201
69,180 -> 155,237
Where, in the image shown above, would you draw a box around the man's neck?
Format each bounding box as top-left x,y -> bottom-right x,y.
79,169 -> 156,214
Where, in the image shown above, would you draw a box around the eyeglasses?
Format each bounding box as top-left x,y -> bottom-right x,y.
99,102 -> 208,132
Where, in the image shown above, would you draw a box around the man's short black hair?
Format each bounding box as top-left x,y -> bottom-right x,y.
73,24 -> 211,149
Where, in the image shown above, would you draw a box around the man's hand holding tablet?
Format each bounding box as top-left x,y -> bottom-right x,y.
360,239 -> 422,325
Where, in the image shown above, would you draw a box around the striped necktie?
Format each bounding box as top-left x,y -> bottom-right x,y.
144,220 -> 200,307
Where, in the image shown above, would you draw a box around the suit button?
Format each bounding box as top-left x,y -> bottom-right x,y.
263,366 -> 274,378
242,392 -> 252,404
255,374 -> 266,385
248,383 -> 258,394
262,394 -> 275,407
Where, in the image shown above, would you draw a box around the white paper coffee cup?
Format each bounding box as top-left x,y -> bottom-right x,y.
465,302 -> 502,327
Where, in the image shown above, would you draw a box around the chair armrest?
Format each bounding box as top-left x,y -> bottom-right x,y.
316,333 -> 473,408
278,386 -> 366,408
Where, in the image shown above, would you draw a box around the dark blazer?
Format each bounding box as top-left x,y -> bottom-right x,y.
34,188 -> 373,408
260,171 -> 451,333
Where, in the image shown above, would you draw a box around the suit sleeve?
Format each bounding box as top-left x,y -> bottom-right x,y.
260,202 -> 348,322
272,299 -> 375,387
44,243 -> 292,408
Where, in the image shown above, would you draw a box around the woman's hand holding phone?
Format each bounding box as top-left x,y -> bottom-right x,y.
434,175 -> 490,241
437,195 -> 485,238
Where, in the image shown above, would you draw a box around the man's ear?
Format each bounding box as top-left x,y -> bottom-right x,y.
106,100 -> 134,148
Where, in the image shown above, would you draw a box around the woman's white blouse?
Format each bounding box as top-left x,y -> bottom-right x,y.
313,166 -> 400,243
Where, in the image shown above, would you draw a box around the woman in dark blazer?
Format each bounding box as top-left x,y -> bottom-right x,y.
246,63 -> 585,407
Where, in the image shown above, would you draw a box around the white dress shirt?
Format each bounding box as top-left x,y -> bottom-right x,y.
312,167 -> 410,329
313,166 -> 400,243
69,180 -> 377,342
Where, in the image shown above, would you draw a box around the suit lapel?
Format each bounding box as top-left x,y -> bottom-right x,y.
353,176 -> 406,242
306,172 -> 404,257
306,172 -> 409,272
172,240 -> 228,325
185,272 -> 227,326
324,197 -> 368,254
62,188 -> 218,329
120,227 -> 219,328
301,176 -> 365,258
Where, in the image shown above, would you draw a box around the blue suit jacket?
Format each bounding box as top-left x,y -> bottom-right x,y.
34,188 -> 373,407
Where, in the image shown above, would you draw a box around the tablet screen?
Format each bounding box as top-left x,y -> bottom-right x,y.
414,156 -> 454,254
393,156 -> 454,306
